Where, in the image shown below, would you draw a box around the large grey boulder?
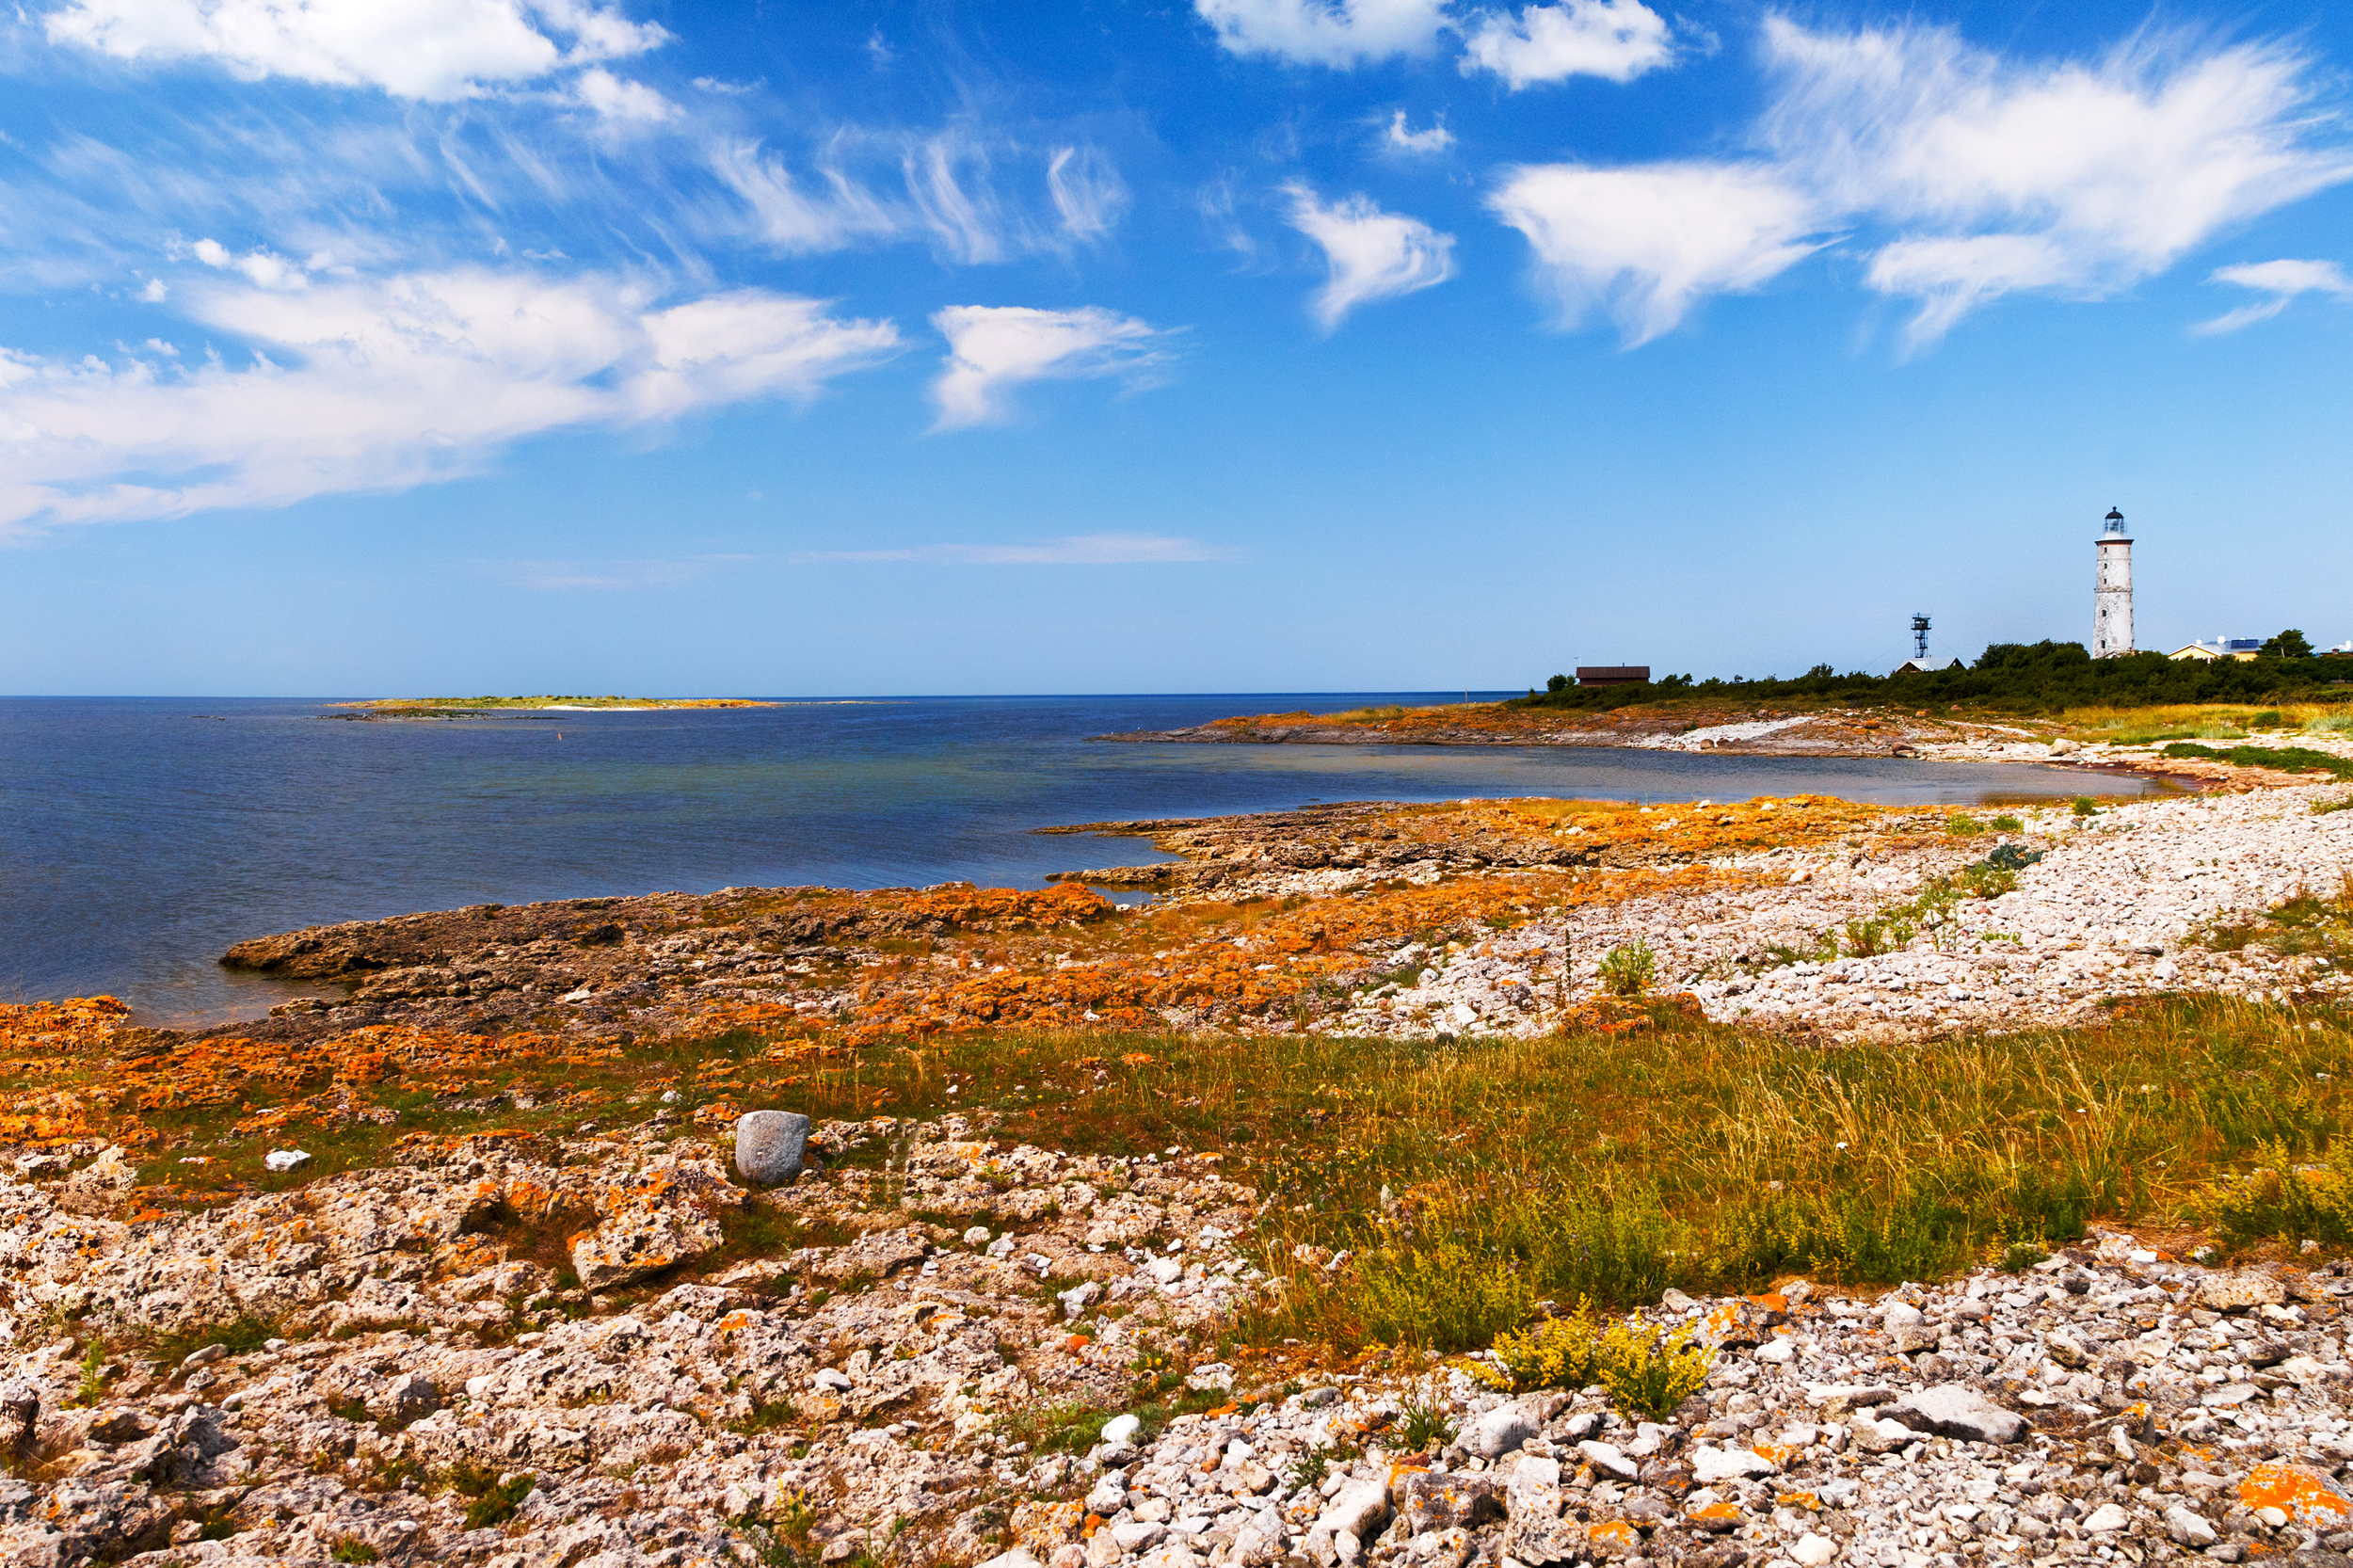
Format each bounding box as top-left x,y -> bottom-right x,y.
1883,1384 -> 2028,1445
734,1111 -> 811,1184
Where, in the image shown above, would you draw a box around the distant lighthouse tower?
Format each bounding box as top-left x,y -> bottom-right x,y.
2093,506 -> 2134,659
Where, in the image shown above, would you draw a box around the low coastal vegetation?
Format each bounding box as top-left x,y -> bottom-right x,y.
8,984 -> 2351,1365
1513,636 -> 2351,716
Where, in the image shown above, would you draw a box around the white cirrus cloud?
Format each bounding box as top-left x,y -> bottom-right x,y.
1460,1 -> 1673,89
1384,110 -> 1453,154
0,269 -> 899,536
43,0 -> 668,101
1193,0 -> 1452,69
796,534 -> 1225,567
1285,184 -> 1455,329
1488,161 -> 1820,344
1760,17 -> 2353,347
2194,258 -> 2353,334
928,305 -> 1176,431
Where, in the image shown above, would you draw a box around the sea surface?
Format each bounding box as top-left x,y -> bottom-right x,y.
2,695 -> 2159,1025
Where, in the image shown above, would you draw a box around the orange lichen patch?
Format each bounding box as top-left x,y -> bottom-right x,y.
1064,1334 -> 1092,1353
2238,1463 -> 2353,1525
1688,1502 -> 1742,1525
1748,1291 -> 1791,1313
1587,1521 -> 1641,1550
1752,1444 -> 1799,1467
1081,1515 -> 1106,1540
0,995 -> 132,1050
1776,1491 -> 1821,1511
1202,1402 -> 1240,1418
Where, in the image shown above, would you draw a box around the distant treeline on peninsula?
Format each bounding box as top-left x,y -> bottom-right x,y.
1516,638 -> 2351,713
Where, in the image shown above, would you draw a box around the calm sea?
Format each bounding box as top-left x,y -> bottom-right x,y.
1,695 -> 2154,1024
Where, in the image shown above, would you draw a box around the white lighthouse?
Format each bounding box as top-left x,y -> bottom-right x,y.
2093,506 -> 2134,659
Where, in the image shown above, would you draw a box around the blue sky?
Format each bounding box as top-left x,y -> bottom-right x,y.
2,0 -> 2350,696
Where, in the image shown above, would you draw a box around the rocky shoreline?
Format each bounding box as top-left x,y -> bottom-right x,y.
10,1107 -> 2353,1568
8,733 -> 2353,1567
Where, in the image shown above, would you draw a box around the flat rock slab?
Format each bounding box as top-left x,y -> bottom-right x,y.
1883,1384 -> 2027,1445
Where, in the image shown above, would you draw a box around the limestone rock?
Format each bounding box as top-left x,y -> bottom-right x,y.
736,1111 -> 812,1185
2198,1271 -> 2287,1311
1882,1384 -> 2027,1445
1399,1473 -> 1505,1535
1463,1405 -> 1531,1459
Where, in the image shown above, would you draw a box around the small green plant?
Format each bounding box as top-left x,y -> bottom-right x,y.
1393,1386 -> 1455,1453
1990,814 -> 2024,831
461,1472 -> 536,1530
2316,795 -> 2353,817
1475,1304 -> 1603,1392
1480,1303 -> 1714,1419
2206,1140 -> 2353,1248
2071,797 -> 2101,818
728,1394 -> 801,1435
1945,814 -> 1984,837
1998,1242 -> 2049,1273
328,1396 -> 370,1424
999,1400 -> 1112,1455
1285,1448 -> 1331,1491
1598,940 -> 1657,998
1594,1315 -> 1716,1421
2251,710 -> 2285,728
74,1338 -> 108,1407
331,1537 -> 381,1564
1842,918 -> 1894,958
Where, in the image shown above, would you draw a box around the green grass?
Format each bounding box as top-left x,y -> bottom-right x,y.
2161,742 -> 2353,779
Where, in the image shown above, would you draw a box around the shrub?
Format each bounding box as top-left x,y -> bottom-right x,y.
1598,941 -> 1657,998
1547,674 -> 1570,694
1991,814 -> 2024,832
1596,1316 -> 1716,1421
1477,1305 -> 1604,1393
2071,797 -> 2101,818
331,1538 -> 381,1564
2205,1141 -> 2353,1248
1945,814 -> 1984,837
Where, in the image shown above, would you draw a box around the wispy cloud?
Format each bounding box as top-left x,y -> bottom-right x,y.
1193,0 -> 1452,69
1460,1 -> 1673,89
1383,110 -> 1453,154
1489,162 -> 1817,344
929,306 -> 1177,430
1285,184 -> 1455,330
1489,17 -> 2353,351
797,534 -> 1225,566
0,271 -> 899,536
44,0 -> 668,101
1761,18 -> 2353,350
2194,258 -> 2353,334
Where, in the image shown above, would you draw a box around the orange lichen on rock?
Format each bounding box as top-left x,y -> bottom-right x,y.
2238,1463 -> 2353,1526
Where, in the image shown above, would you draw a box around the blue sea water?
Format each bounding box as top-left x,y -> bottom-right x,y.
0,695 -> 2155,1024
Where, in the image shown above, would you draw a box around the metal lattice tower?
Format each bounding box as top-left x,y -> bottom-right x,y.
1912,615 -> 1930,661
